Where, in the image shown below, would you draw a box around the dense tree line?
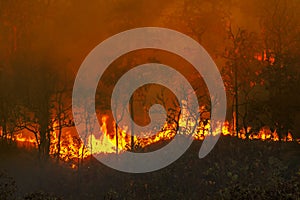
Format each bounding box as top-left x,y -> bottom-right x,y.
0,0 -> 299,160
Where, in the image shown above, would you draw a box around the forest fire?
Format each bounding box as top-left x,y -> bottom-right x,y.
0,0 -> 299,199
3,114 -> 298,164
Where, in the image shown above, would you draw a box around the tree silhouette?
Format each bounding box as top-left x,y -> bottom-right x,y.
258,0 -> 300,140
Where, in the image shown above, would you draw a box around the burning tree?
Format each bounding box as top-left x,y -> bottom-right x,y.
51,81 -> 74,160
12,59 -> 74,159
257,0 -> 300,140
221,21 -> 263,138
0,65 -> 19,142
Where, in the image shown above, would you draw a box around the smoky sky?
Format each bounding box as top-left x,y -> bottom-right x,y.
3,0 -> 299,75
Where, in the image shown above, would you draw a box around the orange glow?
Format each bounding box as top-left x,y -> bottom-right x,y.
254,49 -> 275,64
254,52 -> 263,61
284,132 -> 293,142
6,113 -> 299,164
14,133 -> 36,143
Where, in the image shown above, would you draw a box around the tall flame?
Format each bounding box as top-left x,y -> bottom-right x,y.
3,114 -> 299,165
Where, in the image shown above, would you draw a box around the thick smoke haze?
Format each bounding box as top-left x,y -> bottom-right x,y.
1,0 -> 299,71
0,0 -> 300,199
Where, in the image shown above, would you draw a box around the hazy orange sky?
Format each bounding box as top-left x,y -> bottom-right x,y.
2,0 -> 299,75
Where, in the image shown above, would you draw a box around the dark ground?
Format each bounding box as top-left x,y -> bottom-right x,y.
0,136 -> 299,200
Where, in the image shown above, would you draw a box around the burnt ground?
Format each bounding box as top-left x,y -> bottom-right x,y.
0,136 -> 299,200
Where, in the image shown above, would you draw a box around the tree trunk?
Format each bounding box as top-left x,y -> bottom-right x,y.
56,128 -> 62,161
1,118 -> 7,140
130,97 -> 134,151
115,122 -> 118,154
234,63 -> 239,136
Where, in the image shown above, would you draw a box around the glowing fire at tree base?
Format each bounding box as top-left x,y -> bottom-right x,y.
1,116 -> 299,165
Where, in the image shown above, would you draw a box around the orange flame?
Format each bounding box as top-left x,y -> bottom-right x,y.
6,114 -> 299,165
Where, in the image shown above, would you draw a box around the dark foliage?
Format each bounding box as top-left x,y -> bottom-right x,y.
0,171 -> 17,200
1,137 -> 299,200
